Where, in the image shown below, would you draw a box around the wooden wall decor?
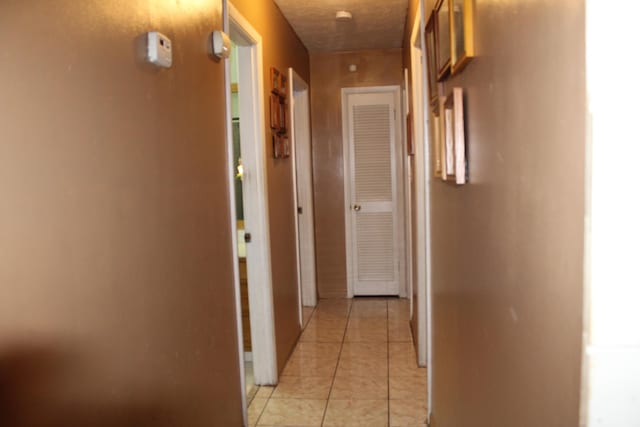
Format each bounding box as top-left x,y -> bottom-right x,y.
269,67 -> 289,159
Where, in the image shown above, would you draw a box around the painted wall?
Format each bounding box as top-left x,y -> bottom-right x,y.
231,0 -> 310,373
0,1 -> 243,426
423,0 -> 586,426
310,49 -> 404,298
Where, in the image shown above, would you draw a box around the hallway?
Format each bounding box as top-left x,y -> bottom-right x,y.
247,298 -> 427,426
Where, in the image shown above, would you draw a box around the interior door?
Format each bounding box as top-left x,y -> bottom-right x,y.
346,91 -> 402,296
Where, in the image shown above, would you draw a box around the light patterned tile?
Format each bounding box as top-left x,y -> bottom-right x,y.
290,342 -> 342,361
248,397 -> 269,427
389,399 -> 428,426
282,357 -> 338,377
347,318 -> 388,330
337,353 -> 387,377
345,326 -> 388,342
306,317 -> 349,330
388,324 -> 412,342
340,342 -> 388,359
389,376 -> 427,400
389,343 -> 425,377
323,399 -> 388,427
302,307 -> 315,328
300,325 -> 345,343
330,375 -> 388,400
272,376 -> 333,399
256,386 -> 276,399
258,399 -> 326,426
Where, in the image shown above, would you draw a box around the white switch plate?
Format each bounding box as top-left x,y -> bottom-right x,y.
147,32 -> 172,68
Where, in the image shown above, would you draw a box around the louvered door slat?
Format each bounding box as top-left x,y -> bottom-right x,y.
347,92 -> 400,296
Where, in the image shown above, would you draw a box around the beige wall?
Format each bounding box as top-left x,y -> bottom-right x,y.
0,1 -> 242,425
310,49 -> 404,298
231,0 -> 310,373
422,0 -> 586,426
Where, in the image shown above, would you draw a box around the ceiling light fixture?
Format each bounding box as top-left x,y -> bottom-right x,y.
336,10 -> 353,21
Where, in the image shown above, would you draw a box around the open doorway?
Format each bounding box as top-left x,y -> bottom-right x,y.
287,68 -> 316,325
409,0 -> 432,421
224,3 -> 278,422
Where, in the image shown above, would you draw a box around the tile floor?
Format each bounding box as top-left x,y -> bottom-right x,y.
247,298 -> 427,427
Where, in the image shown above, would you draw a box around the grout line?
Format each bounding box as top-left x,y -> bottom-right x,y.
320,299 -> 353,426
387,299 -> 391,427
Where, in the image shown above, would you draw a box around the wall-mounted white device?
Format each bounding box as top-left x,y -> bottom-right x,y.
146,32 -> 172,68
211,30 -> 231,59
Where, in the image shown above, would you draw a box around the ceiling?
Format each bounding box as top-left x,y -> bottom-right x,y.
273,0 -> 409,52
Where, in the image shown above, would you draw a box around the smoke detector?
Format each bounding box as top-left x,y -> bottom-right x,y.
336,10 -> 353,21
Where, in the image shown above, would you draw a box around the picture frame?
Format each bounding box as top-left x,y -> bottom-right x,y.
272,133 -> 282,159
435,0 -> 452,81
444,87 -> 466,184
279,73 -> 287,97
431,106 -> 443,178
280,135 -> 290,158
450,0 -> 475,75
279,98 -> 287,134
425,12 -> 439,108
406,113 -> 414,156
270,93 -> 281,129
270,67 -> 280,94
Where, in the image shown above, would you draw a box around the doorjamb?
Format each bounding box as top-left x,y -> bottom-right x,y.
288,68 -> 317,320
410,0 -> 433,418
224,1 -> 278,395
341,85 -> 406,298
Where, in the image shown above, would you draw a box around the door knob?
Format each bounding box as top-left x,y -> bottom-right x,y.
353,205 -> 361,212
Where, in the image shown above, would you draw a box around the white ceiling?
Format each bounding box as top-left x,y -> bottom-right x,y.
273,0 -> 409,52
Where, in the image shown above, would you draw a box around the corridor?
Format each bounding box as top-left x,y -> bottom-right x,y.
247,298 -> 427,426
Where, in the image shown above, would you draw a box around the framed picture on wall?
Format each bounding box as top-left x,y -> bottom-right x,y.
425,12 -> 440,109
272,133 -> 282,159
407,113 -> 415,156
270,67 -> 280,94
279,73 -> 288,97
444,88 -> 467,184
279,98 -> 287,134
435,0 -> 452,81
270,93 -> 281,129
450,0 -> 476,74
280,135 -> 290,158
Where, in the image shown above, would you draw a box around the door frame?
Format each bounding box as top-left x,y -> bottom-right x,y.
224,0 -> 278,401
410,0 -> 433,419
288,68 -> 317,319
341,85 -> 406,298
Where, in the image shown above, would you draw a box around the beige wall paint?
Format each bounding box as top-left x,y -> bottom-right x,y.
310,49 -> 404,298
422,0 -> 586,426
0,1 -> 243,426
231,0 -> 310,373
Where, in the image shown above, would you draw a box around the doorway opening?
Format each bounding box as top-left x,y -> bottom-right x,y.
287,68 -> 317,321
341,86 -> 406,298
409,0 -> 432,420
224,2 -> 278,423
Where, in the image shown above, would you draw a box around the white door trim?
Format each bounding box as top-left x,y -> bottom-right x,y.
410,0 -> 433,419
224,1 -> 278,397
341,85 -> 406,298
288,68 -> 317,317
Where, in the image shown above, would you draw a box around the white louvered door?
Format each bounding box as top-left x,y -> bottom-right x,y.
346,91 -> 402,296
